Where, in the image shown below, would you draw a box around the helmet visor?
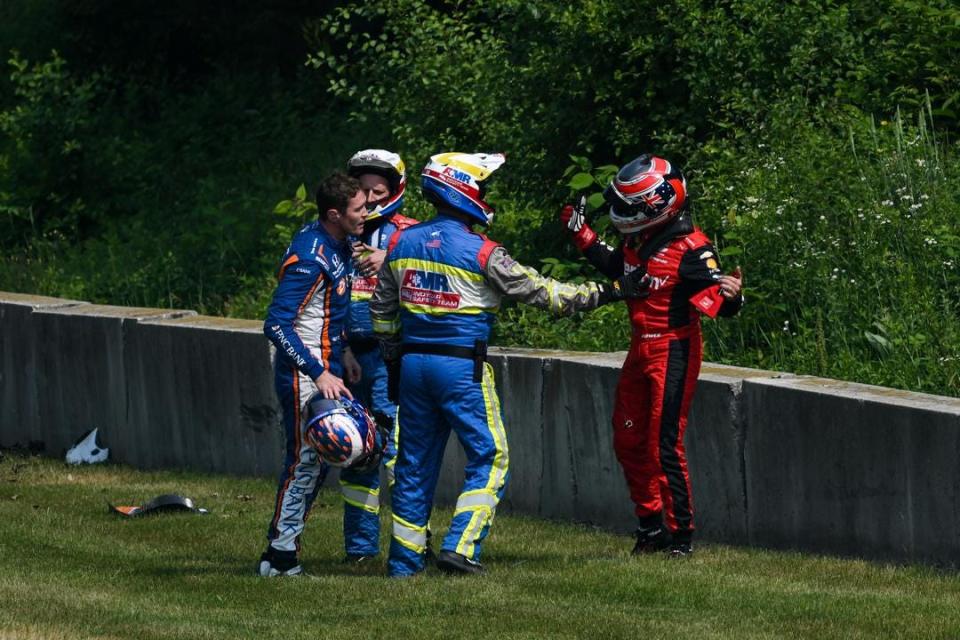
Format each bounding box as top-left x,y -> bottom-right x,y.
603,183 -> 653,221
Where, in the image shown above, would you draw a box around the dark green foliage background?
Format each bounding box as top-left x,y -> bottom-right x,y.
1,0 -> 958,394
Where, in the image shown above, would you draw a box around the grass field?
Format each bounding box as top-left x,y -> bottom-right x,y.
1,452 -> 958,639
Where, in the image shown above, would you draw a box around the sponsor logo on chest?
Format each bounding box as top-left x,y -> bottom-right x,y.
647,274 -> 670,290
352,276 -> 376,293
400,269 -> 461,309
626,263 -> 670,291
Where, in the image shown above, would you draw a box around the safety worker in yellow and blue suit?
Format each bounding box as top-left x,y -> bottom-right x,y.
341,150 -> 419,561
370,152 -> 652,577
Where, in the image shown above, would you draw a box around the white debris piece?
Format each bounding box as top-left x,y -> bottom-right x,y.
65,428 -> 109,465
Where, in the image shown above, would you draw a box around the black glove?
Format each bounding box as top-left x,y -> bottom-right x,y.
597,269 -> 651,305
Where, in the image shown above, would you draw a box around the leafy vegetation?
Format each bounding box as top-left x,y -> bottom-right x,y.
1,1 -> 959,394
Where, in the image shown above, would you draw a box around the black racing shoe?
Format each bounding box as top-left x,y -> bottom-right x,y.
436,550 -> 484,575
257,548 -> 304,577
668,541 -> 694,558
631,525 -> 670,555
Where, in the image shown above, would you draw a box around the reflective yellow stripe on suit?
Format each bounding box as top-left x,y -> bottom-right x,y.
386,406 -> 400,487
392,513 -> 427,554
455,362 -> 509,558
340,480 -> 379,513
372,317 -> 400,334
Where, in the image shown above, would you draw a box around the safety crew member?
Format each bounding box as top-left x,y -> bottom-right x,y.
371,152 -> 650,577
345,149 -> 418,496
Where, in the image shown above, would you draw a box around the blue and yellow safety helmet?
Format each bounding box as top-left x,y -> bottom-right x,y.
421,152 -> 506,226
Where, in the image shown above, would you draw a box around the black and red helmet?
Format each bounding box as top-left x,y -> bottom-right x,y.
603,154 -> 688,234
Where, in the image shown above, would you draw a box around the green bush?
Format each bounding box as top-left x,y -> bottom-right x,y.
305,0 -> 960,396
312,0 -> 959,191
2,2 -> 960,397
0,51 -> 370,313
698,103 -> 960,393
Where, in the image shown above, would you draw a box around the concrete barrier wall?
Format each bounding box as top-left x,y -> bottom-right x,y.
742,376 -> 960,565
31,303 -> 195,457
123,315 -> 282,476
0,293 -> 88,450
2,290 -> 958,566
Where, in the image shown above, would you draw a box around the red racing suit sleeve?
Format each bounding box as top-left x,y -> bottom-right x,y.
678,244 -> 744,318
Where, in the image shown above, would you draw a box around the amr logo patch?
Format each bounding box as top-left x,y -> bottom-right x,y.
400,270 -> 461,309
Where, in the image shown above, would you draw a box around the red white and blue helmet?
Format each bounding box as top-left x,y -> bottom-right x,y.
303,395 -> 380,468
421,152 -> 506,226
347,149 -> 406,223
604,154 -> 688,234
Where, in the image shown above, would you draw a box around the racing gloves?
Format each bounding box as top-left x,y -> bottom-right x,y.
597,268 -> 651,305
560,195 -> 598,251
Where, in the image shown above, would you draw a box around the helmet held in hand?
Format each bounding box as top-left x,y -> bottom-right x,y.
303,395 -> 381,469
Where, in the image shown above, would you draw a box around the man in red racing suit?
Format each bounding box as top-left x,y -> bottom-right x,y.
562,154 -> 743,557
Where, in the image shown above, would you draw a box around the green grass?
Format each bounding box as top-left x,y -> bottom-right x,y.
1,452 -> 959,639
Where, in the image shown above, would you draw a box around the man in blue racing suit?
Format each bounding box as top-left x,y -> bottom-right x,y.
345,150 -> 418,489
257,171 -> 378,577
371,152 -> 651,577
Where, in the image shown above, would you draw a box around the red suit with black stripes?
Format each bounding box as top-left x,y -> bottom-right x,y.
571,214 -> 742,541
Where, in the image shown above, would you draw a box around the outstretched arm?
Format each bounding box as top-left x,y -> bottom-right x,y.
370,257 -> 402,358
484,246 -> 649,314
370,256 -> 403,402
